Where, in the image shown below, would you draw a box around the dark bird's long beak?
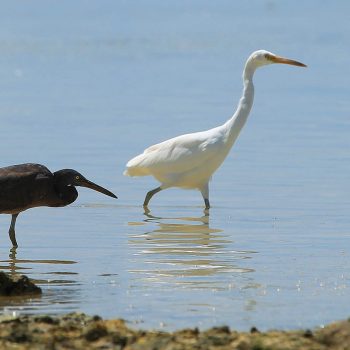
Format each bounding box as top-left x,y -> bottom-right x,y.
79,179 -> 118,199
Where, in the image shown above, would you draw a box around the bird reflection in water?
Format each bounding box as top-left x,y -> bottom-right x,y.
0,247 -> 29,276
128,209 -> 255,290
0,247 -> 78,285
0,247 -> 80,313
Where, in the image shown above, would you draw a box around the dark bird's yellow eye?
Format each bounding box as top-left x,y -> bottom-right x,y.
75,176 -> 80,180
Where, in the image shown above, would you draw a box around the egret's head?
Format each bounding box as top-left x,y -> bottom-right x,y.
247,50 -> 307,69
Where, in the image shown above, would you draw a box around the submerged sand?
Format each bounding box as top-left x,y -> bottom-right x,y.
0,273 -> 349,349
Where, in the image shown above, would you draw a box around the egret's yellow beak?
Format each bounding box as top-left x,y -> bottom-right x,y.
270,55 -> 307,67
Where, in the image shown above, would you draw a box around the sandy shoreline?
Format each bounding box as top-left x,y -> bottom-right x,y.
1,273 -> 349,349
0,312 -> 349,349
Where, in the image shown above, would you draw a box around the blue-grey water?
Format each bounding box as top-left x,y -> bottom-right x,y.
0,1 -> 350,331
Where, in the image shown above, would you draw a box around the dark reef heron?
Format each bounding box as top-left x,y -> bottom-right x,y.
0,163 -> 117,247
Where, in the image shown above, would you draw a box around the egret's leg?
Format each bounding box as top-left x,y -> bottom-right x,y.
9,214 -> 19,248
143,187 -> 162,207
200,184 -> 210,209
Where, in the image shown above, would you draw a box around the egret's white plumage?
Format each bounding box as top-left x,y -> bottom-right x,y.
124,50 -> 306,208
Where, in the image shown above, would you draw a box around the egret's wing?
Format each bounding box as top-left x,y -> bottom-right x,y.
125,129 -> 223,176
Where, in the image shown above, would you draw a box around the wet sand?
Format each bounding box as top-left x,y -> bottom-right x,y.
0,312 -> 349,350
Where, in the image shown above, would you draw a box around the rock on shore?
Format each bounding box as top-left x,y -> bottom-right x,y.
0,272 -> 42,296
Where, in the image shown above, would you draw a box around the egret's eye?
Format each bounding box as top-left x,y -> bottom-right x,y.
75,176 -> 80,180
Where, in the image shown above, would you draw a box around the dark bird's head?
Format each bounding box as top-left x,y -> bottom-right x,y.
53,169 -> 117,199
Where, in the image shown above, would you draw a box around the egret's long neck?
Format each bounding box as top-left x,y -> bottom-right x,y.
224,63 -> 255,146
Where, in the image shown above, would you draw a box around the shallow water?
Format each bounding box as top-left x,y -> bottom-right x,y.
0,1 -> 350,331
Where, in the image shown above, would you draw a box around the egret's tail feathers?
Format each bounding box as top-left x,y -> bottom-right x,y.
123,167 -> 149,177
125,151 -> 155,177
124,155 -> 151,176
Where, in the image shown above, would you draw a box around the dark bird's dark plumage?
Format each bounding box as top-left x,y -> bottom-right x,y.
0,163 -> 117,247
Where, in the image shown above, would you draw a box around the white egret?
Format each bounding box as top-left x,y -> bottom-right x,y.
124,50 -> 306,209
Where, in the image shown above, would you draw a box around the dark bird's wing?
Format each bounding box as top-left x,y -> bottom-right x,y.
0,163 -> 53,214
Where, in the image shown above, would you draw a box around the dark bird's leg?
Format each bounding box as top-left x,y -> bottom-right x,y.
9,214 -> 19,247
143,187 -> 162,207
9,246 -> 17,276
200,184 -> 210,210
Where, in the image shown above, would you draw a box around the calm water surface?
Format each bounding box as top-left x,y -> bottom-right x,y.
0,1 -> 350,331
